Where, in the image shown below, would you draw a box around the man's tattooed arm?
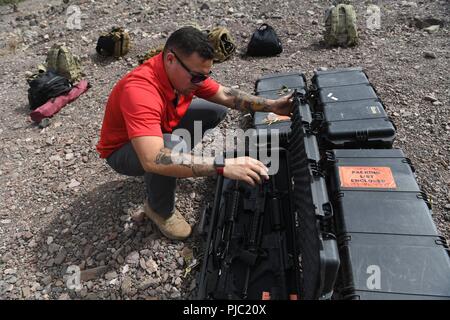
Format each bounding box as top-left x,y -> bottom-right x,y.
154,147 -> 216,177
222,87 -> 273,113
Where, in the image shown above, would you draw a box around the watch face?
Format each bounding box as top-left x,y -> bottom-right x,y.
214,155 -> 225,167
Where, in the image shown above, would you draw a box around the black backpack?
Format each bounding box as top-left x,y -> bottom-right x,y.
27,70 -> 72,110
247,23 -> 283,57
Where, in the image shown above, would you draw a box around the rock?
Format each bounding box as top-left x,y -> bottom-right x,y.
306,10 -> 315,16
121,264 -> 129,274
424,25 -> 440,33
444,204 -> 450,210
38,118 -> 51,128
83,244 -> 94,258
125,251 -> 139,265
424,94 -> 438,102
46,236 -> 54,245
80,266 -> 108,281
45,137 -> 54,145
104,271 -> 118,280
22,231 -> 34,240
5,276 -> 18,284
68,179 -> 80,188
0,283 -> 14,294
23,30 -> 38,41
85,293 -> 98,300
145,258 -> 158,274
2,252 -> 14,263
96,252 -> 107,261
4,268 -> 17,275
200,3 -> 209,11
412,17 -> 443,29
120,214 -> 130,222
139,258 -> 147,271
49,155 -> 62,162
174,277 -> 182,286
48,243 -> 60,254
54,248 -> 67,265
401,1 -> 418,7
227,7 -> 234,14
424,51 -> 437,59
41,275 -> 52,286
131,210 -> 145,223
58,293 -> 71,300
139,278 -> 156,290
46,259 -> 54,267
432,101 -> 442,106
22,287 -> 32,298
121,276 -> 135,296
180,247 -> 193,261
65,153 -> 74,161
1,219 -> 11,224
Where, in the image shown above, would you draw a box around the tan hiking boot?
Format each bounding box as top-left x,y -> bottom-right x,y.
143,200 -> 192,240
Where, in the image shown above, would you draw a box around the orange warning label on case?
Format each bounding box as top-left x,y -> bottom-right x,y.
339,166 -> 397,189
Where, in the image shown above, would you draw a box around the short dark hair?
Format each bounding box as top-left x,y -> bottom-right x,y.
164,26 -> 214,60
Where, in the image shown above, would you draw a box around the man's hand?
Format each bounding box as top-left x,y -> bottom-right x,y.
270,92 -> 295,116
223,157 -> 269,187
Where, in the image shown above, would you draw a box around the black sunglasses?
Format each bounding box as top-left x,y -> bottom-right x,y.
170,49 -> 212,84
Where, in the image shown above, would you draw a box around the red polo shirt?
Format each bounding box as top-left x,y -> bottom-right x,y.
96,52 -> 220,159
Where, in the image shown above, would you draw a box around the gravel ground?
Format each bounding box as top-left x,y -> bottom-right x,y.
0,0 -> 448,300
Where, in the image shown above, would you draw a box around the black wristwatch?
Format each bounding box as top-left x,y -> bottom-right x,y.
213,155 -> 225,175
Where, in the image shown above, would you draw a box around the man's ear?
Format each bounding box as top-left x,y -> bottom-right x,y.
166,52 -> 175,64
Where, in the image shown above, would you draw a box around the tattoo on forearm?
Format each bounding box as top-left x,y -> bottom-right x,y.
154,148 -> 215,177
223,87 -> 272,113
155,148 -> 174,165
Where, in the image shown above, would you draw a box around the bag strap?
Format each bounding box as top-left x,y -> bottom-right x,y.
119,33 -> 124,57
345,5 -> 357,43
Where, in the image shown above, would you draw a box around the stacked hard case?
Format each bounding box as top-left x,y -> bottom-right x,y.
252,72 -> 313,146
311,68 -> 396,148
326,149 -> 450,299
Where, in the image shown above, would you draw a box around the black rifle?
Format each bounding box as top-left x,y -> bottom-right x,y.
241,181 -> 268,298
269,177 -> 289,299
216,180 -> 240,298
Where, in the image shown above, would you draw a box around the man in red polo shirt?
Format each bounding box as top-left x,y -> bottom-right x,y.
97,27 -> 293,240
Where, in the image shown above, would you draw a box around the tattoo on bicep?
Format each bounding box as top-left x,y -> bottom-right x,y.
223,87 -> 271,112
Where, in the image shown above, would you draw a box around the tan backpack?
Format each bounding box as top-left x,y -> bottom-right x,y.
96,27 -> 131,58
207,27 -> 236,63
324,3 -> 359,47
46,44 -> 82,83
